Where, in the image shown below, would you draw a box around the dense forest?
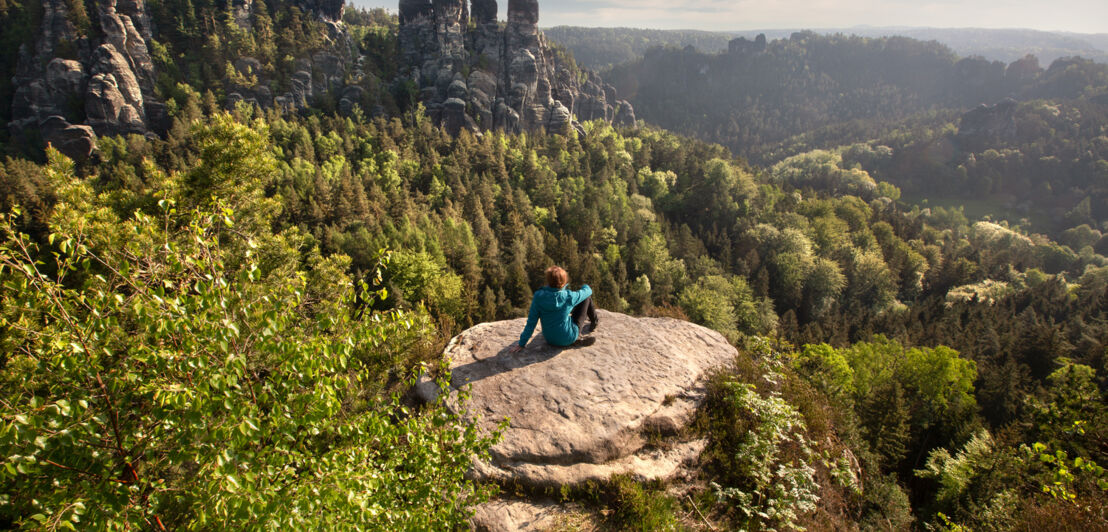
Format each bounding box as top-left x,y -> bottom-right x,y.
2,1 -> 1108,530
545,26 -> 1108,71
605,32 -> 1108,237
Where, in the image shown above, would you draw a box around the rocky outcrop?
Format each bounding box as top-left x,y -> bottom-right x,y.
957,98 -> 1018,150
471,500 -> 588,532
9,0 -> 370,159
223,2 -> 369,116
8,0 -> 167,160
729,34 -> 767,55
398,0 -> 635,135
416,310 -> 734,495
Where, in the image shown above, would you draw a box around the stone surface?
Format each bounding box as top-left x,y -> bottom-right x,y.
9,0 -> 364,150
471,500 -> 591,532
40,116 -> 97,162
417,310 -> 734,489
398,0 -> 635,135
8,0 -> 169,150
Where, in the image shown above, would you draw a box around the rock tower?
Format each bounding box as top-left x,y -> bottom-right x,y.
398,0 -> 636,135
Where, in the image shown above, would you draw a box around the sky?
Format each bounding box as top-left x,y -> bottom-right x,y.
349,0 -> 1108,34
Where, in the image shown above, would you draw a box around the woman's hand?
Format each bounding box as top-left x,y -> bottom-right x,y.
508,344 -> 523,353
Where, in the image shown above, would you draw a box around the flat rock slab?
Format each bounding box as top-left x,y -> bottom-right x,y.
471,500 -> 593,532
417,310 -> 736,489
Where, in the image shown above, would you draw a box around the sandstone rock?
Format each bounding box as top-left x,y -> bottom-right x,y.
290,70 -> 314,107
547,100 -> 571,133
507,0 -> 539,25
97,0 -> 158,102
614,100 -> 637,128
116,0 -> 153,39
8,0 -> 86,142
471,0 -> 498,23
398,0 -> 634,136
443,97 -> 478,136
86,72 -> 146,136
85,43 -> 151,137
417,310 -> 734,489
45,60 -> 87,101
40,116 -> 97,162
471,500 -> 587,532
448,79 -> 469,99
338,85 -> 367,116
9,0 -> 167,145
230,0 -> 254,30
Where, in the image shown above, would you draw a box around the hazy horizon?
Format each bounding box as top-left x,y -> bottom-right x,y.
349,0 -> 1108,35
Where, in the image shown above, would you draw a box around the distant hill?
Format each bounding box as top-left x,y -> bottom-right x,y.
544,26 -> 1108,69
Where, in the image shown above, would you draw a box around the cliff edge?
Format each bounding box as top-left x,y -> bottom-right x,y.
417,309 -> 735,494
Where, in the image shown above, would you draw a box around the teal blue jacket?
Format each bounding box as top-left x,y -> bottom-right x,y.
518,284 -> 592,347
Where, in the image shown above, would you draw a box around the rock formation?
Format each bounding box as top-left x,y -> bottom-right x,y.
9,0 -> 166,161
222,1 -> 368,116
416,310 -> 735,498
729,34 -> 767,55
8,0 -> 367,161
398,0 -> 635,135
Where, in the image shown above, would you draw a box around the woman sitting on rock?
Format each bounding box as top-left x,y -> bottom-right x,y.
510,266 -> 598,352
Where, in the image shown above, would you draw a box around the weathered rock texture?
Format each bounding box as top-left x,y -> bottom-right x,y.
8,0 -> 170,160
471,500 -> 590,532
398,0 -> 635,135
216,1 -> 369,116
9,0 -> 370,160
416,310 -> 734,491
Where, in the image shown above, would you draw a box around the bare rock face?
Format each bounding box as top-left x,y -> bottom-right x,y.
417,310 -> 733,493
10,0 -> 369,156
471,500 -> 589,532
399,0 -> 635,135
8,0 -> 171,158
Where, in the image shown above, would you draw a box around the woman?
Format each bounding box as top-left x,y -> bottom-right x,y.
509,266 -> 598,352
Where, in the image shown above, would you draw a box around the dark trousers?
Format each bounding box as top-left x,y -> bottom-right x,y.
571,295 -> 598,330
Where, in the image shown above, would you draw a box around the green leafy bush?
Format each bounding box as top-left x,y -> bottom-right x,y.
0,150 -> 494,529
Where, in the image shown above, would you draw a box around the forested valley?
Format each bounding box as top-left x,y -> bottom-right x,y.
1,0 -> 1108,529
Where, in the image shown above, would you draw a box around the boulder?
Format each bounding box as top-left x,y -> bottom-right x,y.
40,116 -> 97,162
447,79 -> 469,99
471,500 -> 584,532
417,310 -> 735,490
